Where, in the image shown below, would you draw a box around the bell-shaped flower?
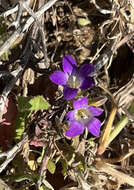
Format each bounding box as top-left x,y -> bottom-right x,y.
65,97 -> 103,137
49,55 -> 94,100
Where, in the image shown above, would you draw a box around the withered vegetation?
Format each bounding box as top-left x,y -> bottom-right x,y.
0,0 -> 134,189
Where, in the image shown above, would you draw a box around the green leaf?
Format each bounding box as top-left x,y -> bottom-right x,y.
14,111 -> 30,140
0,17 -> 7,35
4,173 -> 37,183
61,159 -> 68,176
77,163 -> 84,171
18,96 -> 50,112
46,160 -> 56,174
14,174 -> 36,182
108,100 -> 134,145
40,186 -> 49,190
0,49 -> 11,61
15,96 -> 50,140
77,18 -> 91,26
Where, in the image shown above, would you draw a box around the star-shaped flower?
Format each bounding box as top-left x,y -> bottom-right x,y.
65,97 -> 103,137
49,55 -> 94,100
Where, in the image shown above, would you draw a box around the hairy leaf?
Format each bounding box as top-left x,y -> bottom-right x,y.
47,160 -> 56,174
18,96 -> 50,112
77,18 -> 91,26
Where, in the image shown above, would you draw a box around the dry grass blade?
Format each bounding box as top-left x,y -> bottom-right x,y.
96,159 -> 134,187
102,149 -> 134,164
0,0 -> 59,57
0,178 -> 12,190
97,84 -> 117,155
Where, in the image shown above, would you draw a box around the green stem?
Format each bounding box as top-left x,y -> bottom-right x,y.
108,101 -> 134,145
108,115 -> 129,144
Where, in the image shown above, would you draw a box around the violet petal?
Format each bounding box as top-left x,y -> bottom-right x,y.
80,76 -> 94,90
63,86 -> 78,100
73,97 -> 88,109
87,117 -> 101,136
66,110 -> 75,121
88,106 -> 103,116
62,55 -> 77,74
50,71 -> 68,85
79,63 -> 94,77
65,121 -> 84,137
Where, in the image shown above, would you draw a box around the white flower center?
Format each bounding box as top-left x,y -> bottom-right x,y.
75,108 -> 91,124
67,74 -> 81,88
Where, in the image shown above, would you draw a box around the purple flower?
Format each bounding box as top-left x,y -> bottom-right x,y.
49,55 -> 94,100
65,97 -> 103,137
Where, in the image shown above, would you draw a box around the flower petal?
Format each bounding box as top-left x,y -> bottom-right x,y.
63,86 -> 78,100
65,121 -> 84,137
87,117 -> 101,136
80,76 -> 94,90
49,71 -> 68,85
79,63 -> 94,77
62,55 -> 77,74
66,110 -> 75,121
88,106 -> 103,116
73,97 -> 88,109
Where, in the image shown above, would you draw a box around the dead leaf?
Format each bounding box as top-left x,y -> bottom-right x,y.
0,96 -> 18,151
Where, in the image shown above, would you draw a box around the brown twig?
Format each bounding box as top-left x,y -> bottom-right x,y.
0,0 -> 59,57
37,136 -> 54,190
101,149 -> 134,164
0,36 -> 31,121
0,135 -> 28,173
21,0 -> 49,67
91,0 -> 114,14
96,159 -> 134,187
